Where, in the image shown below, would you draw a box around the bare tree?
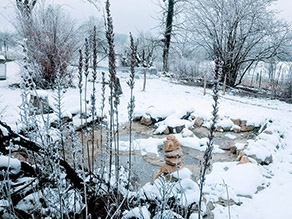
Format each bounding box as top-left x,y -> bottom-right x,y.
186,0 -> 291,87
162,0 -> 175,73
16,3 -> 78,89
16,0 -> 37,17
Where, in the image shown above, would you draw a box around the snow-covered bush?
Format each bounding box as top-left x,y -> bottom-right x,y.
16,3 -> 78,89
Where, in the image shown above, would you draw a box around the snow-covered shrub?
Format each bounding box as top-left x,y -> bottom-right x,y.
16,3 -> 78,89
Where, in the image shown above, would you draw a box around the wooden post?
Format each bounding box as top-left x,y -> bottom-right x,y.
142,68 -> 147,91
203,72 -> 207,95
223,73 -> 227,95
259,71 -> 262,88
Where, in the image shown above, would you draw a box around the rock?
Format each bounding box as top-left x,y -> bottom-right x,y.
239,155 -> 250,164
240,120 -> 247,127
241,125 -> 254,132
230,146 -> 237,154
182,128 -> 194,137
264,155 -> 273,165
231,119 -> 241,126
163,135 -> 181,152
114,76 -> 123,95
159,163 -> 182,174
237,151 -> 245,161
175,125 -> 185,133
223,126 -> 231,131
165,156 -> 182,166
249,154 -> 273,165
216,126 -> 223,132
141,114 -> 152,126
190,114 -> 196,120
193,127 -> 209,138
30,94 -> 53,115
263,130 -> 273,135
219,141 -> 236,150
143,153 -> 164,166
207,201 -> 215,210
180,111 -> 192,120
164,148 -> 183,158
155,135 -> 184,179
233,129 -> 241,133
232,125 -> 241,133
194,117 -> 204,127
163,127 -> 170,135
217,198 -> 238,207
240,120 -> 255,132
133,115 -> 142,122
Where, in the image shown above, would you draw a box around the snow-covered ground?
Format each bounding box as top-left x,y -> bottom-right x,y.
1,62 -> 292,218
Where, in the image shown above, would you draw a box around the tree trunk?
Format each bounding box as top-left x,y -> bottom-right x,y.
221,61 -> 238,87
162,0 -> 174,73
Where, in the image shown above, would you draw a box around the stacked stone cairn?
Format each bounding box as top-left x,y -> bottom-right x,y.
155,134 -> 183,180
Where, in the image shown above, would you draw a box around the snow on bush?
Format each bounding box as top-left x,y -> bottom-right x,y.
140,168 -> 199,207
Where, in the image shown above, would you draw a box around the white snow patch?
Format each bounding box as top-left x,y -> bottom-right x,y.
225,133 -> 236,140
120,137 -> 164,155
122,206 -> 151,219
206,162 -> 266,200
0,156 -> 21,174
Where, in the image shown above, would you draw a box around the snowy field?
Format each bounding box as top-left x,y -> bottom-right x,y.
1,61 -> 292,218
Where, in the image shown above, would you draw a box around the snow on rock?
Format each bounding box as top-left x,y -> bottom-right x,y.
174,134 -> 224,153
235,143 -> 246,150
216,117 -> 235,131
205,162 -> 267,201
181,128 -> 194,137
122,206 -> 151,219
154,108 -> 194,134
15,191 -> 42,214
0,156 -> 21,175
244,131 -> 282,165
120,137 -> 164,155
225,133 -> 237,140
153,210 -> 184,219
170,167 -> 193,179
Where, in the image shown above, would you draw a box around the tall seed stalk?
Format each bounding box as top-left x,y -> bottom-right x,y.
91,26 -> 97,172
78,49 -> 84,152
198,58 -> 222,219
127,33 -> 136,187
100,71 -> 106,170
78,50 -> 88,217
53,70 -> 65,161
105,0 -> 115,189
84,38 -> 91,172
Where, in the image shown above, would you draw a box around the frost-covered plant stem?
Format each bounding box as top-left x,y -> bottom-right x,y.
105,0 -> 115,189
91,26 -> 97,172
100,71 -> 106,169
198,58 -> 222,219
84,38 -> 91,172
78,49 -> 84,152
54,71 -> 65,160
127,33 -> 136,186
223,179 -> 231,219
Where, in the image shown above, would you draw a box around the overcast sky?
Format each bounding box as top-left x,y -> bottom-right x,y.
0,0 -> 292,34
